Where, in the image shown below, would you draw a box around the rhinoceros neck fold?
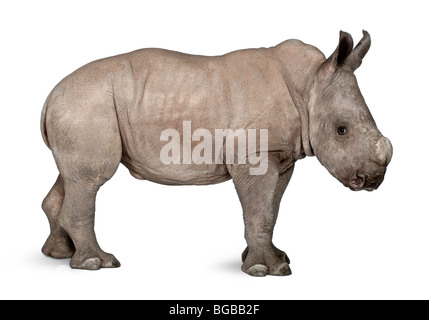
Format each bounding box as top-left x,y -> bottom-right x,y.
296,99 -> 314,157
272,40 -> 323,157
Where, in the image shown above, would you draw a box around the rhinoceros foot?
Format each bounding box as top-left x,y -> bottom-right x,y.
241,245 -> 292,277
70,251 -> 121,270
42,234 -> 75,259
243,262 -> 291,277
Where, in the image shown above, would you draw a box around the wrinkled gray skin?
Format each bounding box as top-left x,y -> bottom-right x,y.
41,31 -> 392,276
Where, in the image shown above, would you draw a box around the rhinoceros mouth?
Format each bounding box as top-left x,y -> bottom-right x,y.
348,172 -> 384,191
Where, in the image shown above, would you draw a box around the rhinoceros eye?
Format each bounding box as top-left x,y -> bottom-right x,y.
337,126 -> 347,135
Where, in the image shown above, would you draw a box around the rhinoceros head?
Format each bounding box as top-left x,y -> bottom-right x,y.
308,31 -> 392,191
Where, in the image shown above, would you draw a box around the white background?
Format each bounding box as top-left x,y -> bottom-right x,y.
1,0 -> 427,300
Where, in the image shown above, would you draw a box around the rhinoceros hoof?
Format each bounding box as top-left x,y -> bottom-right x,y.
70,253 -> 121,270
246,264 -> 268,277
243,262 -> 292,277
79,258 -> 102,270
42,235 -> 75,259
269,262 -> 292,276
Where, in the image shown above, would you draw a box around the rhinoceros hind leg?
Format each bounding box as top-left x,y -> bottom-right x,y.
42,174 -> 75,259
59,178 -> 121,270
46,92 -> 122,269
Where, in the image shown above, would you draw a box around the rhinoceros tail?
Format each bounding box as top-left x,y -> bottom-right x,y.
41,94 -> 51,149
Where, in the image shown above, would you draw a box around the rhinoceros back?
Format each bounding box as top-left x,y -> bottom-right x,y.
42,46 -> 301,185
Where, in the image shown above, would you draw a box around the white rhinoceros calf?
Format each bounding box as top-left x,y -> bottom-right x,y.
41,31 -> 392,276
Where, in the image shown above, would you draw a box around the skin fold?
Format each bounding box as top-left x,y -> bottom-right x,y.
41,31 -> 392,276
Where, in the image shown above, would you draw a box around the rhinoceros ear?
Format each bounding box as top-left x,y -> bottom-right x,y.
319,31 -> 354,78
344,30 -> 371,71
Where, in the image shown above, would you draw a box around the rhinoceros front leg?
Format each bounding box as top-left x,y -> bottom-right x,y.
229,157 -> 294,277
241,166 -> 293,266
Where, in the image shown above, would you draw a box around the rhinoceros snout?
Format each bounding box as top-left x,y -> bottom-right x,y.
348,136 -> 392,191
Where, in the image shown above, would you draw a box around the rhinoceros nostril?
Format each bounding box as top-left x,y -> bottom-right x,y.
349,173 -> 366,191
357,173 -> 367,187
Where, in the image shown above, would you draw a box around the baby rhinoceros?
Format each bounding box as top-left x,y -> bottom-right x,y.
41,31 -> 392,276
